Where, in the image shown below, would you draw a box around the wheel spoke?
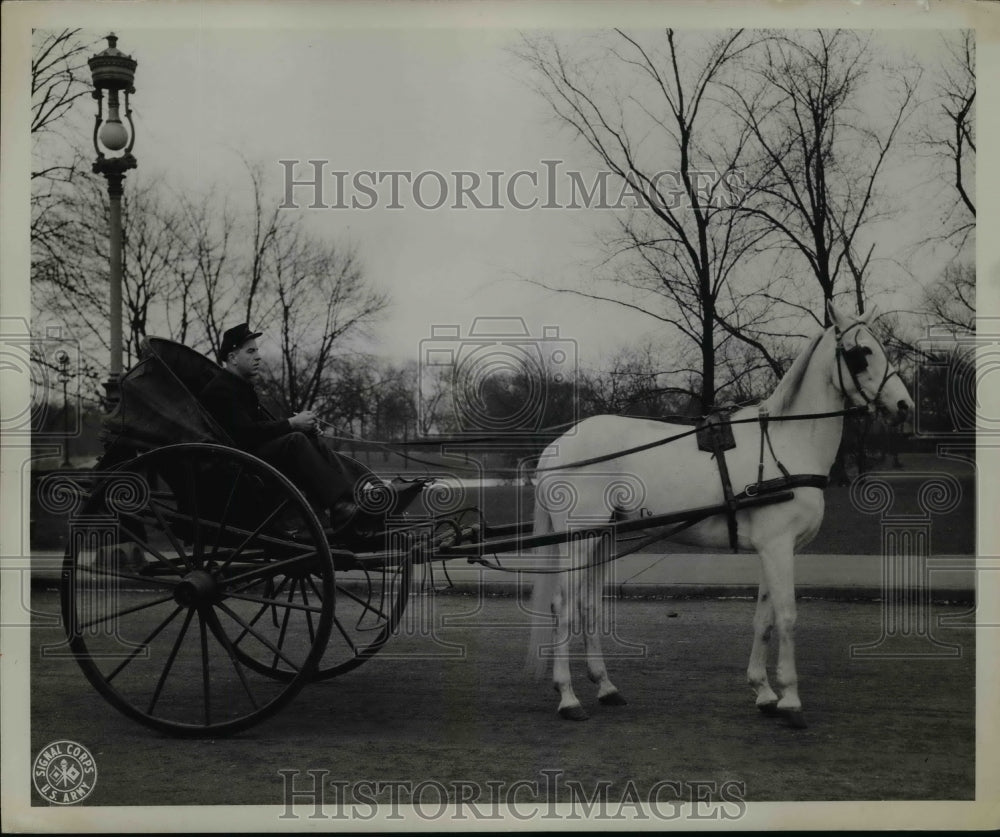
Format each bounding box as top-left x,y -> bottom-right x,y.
215,602 -> 303,672
78,592 -> 176,630
223,589 -> 326,615
299,578 -> 316,645
332,616 -> 359,655
230,576 -> 292,649
208,466 -> 244,566
272,583 -> 296,669
146,501 -> 315,555
76,564 -> 180,590
205,612 -> 259,710
106,606 -> 184,683
223,551 -> 319,592
336,583 -> 390,623
148,607 -> 196,715
114,518 -> 188,578
198,611 -> 211,725
143,489 -> 194,571
188,467 -> 204,567
217,500 -> 291,575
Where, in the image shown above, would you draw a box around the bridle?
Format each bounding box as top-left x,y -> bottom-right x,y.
833,320 -> 902,411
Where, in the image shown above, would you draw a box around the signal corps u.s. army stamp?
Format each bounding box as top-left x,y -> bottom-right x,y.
32,740 -> 97,805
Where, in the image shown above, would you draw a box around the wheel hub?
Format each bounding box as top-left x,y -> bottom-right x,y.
173,569 -> 219,607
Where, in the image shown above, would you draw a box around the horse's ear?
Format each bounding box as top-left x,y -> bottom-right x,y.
860,304 -> 880,325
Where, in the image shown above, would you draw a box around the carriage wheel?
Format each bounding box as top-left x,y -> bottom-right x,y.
60,444 -> 335,737
233,457 -> 414,682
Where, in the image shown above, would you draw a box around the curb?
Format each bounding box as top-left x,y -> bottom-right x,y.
403,581 -> 974,603
27,549 -> 977,604
28,575 -> 975,603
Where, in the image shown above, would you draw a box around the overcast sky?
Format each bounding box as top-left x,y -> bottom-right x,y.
11,2 -> 994,374
81,26 -> 648,366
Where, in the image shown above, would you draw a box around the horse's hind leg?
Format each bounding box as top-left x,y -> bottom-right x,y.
551,561 -> 588,721
747,578 -> 779,714
582,534 -> 627,707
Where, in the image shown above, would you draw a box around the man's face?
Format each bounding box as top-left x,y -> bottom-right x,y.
227,338 -> 261,381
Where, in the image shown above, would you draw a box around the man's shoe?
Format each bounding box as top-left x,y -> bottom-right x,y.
359,480 -> 424,517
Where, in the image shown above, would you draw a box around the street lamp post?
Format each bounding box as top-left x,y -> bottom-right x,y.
56,351 -> 72,467
88,33 -> 137,408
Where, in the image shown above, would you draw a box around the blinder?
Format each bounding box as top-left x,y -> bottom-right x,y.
840,344 -> 870,376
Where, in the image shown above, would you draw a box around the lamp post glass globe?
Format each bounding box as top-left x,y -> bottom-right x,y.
99,119 -> 129,152
56,350 -> 70,383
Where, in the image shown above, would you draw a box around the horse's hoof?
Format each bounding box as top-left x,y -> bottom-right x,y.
559,705 -> 589,721
599,691 -> 628,707
756,701 -> 780,716
781,709 -> 808,729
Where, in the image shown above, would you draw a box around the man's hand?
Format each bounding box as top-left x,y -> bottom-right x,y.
289,410 -> 318,433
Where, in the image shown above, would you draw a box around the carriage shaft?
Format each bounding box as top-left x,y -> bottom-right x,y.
433,490 -> 794,558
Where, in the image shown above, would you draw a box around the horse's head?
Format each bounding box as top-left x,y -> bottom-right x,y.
827,302 -> 914,425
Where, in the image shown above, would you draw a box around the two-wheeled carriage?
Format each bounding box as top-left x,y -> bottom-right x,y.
60,307 -> 913,735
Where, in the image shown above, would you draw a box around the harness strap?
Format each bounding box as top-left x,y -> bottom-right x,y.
702,419 -> 740,553
756,408 -> 768,487
736,474 -> 829,500
756,406 -> 791,485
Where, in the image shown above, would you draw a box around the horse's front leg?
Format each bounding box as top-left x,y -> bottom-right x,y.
747,578 -> 779,713
756,536 -> 806,728
582,535 -> 627,707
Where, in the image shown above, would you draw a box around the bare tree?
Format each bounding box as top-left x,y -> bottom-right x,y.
416,363 -> 454,436
243,160 -> 286,326
923,261 -> 974,337
728,30 -> 919,320
922,30 -> 975,250
259,222 -> 389,415
31,29 -> 90,171
517,29 -> 777,411
31,30 -> 94,301
580,342 -> 694,417
172,189 -> 238,356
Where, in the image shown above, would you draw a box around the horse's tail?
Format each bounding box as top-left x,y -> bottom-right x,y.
526,493 -> 558,679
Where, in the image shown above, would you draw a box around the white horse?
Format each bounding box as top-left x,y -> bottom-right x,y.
526,304 -> 914,726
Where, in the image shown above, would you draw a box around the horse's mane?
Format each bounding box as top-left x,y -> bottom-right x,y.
765,328 -> 829,414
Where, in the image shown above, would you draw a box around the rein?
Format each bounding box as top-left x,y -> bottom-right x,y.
531,405 -> 864,473
316,406 -> 865,476
316,321 -> 891,480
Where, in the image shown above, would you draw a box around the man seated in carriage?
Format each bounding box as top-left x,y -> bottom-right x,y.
199,323 -> 366,532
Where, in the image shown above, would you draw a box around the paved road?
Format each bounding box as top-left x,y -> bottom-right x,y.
24,594 -> 977,813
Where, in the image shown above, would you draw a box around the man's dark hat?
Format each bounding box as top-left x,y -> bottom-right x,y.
219,323 -> 262,363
